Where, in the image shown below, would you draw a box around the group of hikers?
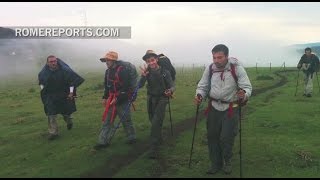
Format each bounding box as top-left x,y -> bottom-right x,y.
37,44 -> 319,175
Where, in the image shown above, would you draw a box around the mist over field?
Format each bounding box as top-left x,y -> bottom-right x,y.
0,37 -> 308,80
1,2 -> 320,79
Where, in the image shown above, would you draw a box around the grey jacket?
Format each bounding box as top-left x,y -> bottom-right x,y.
196,59 -> 252,111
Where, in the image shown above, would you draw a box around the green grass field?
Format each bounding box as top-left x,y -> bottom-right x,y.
0,66 -> 319,177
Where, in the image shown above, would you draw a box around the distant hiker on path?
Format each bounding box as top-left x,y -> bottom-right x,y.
38,55 -> 84,140
194,44 -> 252,175
297,47 -> 320,97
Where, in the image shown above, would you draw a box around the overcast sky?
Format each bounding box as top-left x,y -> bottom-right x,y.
1,2 -> 320,67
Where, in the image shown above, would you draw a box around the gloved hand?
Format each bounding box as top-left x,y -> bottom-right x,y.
297,63 -> 302,70
67,92 -> 74,100
236,89 -> 248,106
164,89 -> 173,97
194,94 -> 203,105
301,63 -> 310,71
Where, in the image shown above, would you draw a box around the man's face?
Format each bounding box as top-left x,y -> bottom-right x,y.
212,51 -> 228,69
305,50 -> 312,57
145,56 -> 159,69
47,57 -> 58,70
106,60 -> 115,69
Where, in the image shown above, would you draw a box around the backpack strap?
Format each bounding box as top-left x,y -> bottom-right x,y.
209,63 -> 213,79
208,63 -> 213,88
160,67 -> 168,89
205,62 -> 245,117
102,92 -> 118,124
230,63 -> 238,84
208,63 -> 237,83
103,65 -> 124,123
229,63 -> 248,106
159,67 -> 175,98
115,65 -> 124,87
107,65 -> 123,93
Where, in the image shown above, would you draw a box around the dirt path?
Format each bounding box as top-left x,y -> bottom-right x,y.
81,69 -> 291,178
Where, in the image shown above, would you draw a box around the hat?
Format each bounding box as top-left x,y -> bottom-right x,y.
142,50 -> 158,61
100,51 -> 118,62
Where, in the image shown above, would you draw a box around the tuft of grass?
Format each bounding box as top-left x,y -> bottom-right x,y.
28,88 -> 36,93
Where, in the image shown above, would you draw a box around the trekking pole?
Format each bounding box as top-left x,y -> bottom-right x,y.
107,80 -> 141,144
316,71 -> 320,93
294,69 -> 300,96
168,96 -> 173,136
188,103 -> 200,168
238,100 -> 243,178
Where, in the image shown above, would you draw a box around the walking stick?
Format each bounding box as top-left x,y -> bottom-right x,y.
294,69 -> 300,96
168,96 -> 173,136
188,103 -> 200,168
316,71 -> 320,93
239,101 -> 243,178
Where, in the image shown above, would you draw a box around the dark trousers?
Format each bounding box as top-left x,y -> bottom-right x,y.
207,106 -> 239,167
147,95 -> 168,151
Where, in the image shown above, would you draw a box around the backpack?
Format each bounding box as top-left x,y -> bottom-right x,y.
116,60 -> 138,89
158,54 -> 176,81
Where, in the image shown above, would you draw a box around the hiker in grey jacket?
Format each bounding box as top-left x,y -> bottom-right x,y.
139,50 -> 175,159
194,44 -> 252,175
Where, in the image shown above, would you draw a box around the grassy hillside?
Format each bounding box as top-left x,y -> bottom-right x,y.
0,66 -> 319,177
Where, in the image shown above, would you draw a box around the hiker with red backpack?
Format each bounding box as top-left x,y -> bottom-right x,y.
93,51 -> 137,150
194,44 -> 252,175
139,50 -> 175,159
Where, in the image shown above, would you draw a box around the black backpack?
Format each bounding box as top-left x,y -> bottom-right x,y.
158,54 -> 176,81
116,60 -> 138,89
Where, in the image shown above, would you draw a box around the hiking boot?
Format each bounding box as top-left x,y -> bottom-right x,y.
93,143 -> 109,150
126,139 -> 137,145
67,123 -> 73,130
48,134 -> 59,141
206,166 -> 220,175
306,94 -> 312,97
222,162 -> 232,174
